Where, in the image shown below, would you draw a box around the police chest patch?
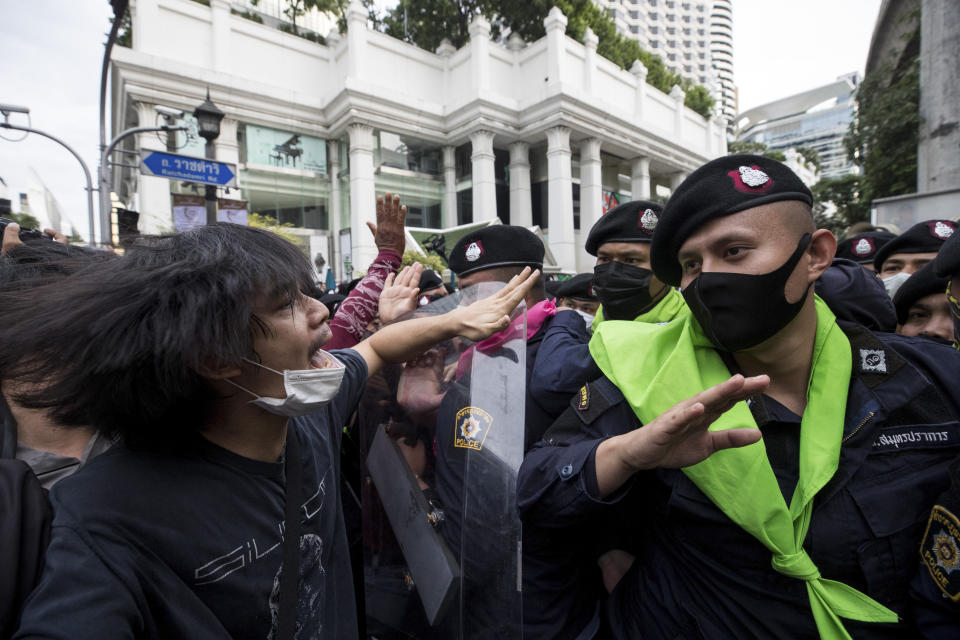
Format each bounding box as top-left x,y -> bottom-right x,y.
870,425 -> 959,452
859,348 -> 887,374
577,385 -> 590,411
454,406 -> 493,451
922,505 -> 960,601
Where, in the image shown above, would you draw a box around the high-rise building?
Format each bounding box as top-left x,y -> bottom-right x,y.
735,73 -> 861,180
593,0 -> 736,129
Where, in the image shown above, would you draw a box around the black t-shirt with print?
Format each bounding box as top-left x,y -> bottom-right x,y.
13,349 -> 367,640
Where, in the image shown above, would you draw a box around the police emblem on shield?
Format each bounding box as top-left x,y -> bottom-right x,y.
639,209 -> 658,232
454,406 -> 493,451
465,241 -> 484,262
854,238 -> 873,256
935,531 -> 960,573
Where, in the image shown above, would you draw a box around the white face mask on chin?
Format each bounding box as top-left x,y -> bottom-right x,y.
226,350 -> 346,417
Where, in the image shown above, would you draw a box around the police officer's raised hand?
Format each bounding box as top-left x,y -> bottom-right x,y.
449,267 -> 541,341
367,192 -> 407,256
594,374 -> 768,497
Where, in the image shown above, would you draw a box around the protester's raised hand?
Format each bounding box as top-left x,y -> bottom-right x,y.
450,267 -> 541,341
379,263 -> 422,324
1,222 -> 23,255
595,374 -> 767,496
367,192 -> 406,256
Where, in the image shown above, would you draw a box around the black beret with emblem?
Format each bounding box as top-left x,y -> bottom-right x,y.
448,225 -> 544,277
892,261 -> 950,325
584,200 -> 663,255
418,268 -> 444,292
651,154 -> 813,286
873,219 -> 957,272
932,224 -> 960,278
836,231 -> 896,265
555,273 -> 597,301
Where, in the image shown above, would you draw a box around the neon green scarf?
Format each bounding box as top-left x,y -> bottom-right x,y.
592,286 -> 686,331
589,296 -> 898,639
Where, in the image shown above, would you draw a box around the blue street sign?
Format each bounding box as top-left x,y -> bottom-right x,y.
139,150 -> 237,187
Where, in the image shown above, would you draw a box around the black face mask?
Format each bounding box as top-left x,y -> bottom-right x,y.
592,261 -> 668,321
681,233 -> 813,352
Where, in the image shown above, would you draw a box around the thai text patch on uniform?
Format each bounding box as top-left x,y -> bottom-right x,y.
870,425 -> 959,452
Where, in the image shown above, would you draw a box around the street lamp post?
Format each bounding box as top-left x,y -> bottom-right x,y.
193,89 -> 225,225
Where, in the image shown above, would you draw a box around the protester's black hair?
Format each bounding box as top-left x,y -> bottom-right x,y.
0,241 -> 116,290
0,224 -> 316,451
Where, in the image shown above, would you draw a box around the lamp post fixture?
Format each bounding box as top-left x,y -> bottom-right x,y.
193,89 -> 225,225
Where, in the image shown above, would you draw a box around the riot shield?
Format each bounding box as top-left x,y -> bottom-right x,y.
357,283 -> 526,639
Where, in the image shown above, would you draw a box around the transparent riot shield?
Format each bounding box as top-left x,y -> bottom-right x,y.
357,283 -> 526,640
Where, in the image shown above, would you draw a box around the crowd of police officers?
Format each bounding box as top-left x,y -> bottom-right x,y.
2,153 -> 960,639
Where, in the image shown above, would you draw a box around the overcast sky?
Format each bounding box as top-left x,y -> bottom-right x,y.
0,0 -> 881,241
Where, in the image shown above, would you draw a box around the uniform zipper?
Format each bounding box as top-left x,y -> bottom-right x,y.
842,411 -> 875,444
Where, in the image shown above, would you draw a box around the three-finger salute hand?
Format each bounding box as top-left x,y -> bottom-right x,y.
622,373 -> 769,471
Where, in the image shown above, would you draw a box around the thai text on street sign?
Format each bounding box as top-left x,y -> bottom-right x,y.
139,150 -> 237,187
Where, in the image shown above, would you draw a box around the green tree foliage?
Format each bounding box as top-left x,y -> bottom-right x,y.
380,0 -> 714,118
248,212 -> 301,245
7,212 -> 42,230
402,250 -> 447,272
844,54 -> 920,207
727,140 -> 785,162
811,173 -> 869,236
795,146 -> 821,170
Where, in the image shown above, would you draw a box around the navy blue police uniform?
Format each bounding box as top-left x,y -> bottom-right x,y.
518,324 -> 960,638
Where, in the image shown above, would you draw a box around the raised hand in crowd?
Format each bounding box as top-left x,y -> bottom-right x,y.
378,262 -> 423,324
367,191 -> 407,256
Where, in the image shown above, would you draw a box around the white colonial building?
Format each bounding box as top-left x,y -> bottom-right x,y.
110,0 -> 726,276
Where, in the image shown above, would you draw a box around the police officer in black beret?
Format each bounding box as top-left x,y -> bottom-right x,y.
518,154 -> 960,638
873,219 -> 956,277
892,262 -> 954,345
554,273 -> 599,319
836,230 -> 896,272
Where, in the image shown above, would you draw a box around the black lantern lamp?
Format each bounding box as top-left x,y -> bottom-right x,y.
193,88 -> 224,143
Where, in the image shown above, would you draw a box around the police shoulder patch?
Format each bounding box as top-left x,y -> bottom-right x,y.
454,406 -> 493,451
921,504 -> 960,601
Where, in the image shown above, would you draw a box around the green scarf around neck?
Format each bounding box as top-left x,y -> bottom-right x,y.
589,296 -> 898,639
592,286 -> 686,331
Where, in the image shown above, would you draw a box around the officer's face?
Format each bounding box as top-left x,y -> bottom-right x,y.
595,242 -> 652,269
898,292 -> 955,343
677,203 -> 832,301
558,297 -> 600,314
880,252 -> 939,278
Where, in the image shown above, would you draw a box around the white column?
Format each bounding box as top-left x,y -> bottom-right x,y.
631,157 -> 651,200
579,138 -> 602,271
210,0 -> 230,72
345,0 -> 367,81
348,123 -> 376,275
631,60 -> 648,121
328,140 -> 341,270
470,130 -> 497,222
135,102 -> 173,235
544,7 -> 568,88
670,171 -> 688,195
469,14 -> 491,94
582,27 -> 598,95
670,84 -> 686,140
546,126 -> 576,272
442,145 -> 457,227
131,0 -> 160,53
215,118 -> 241,202
508,141 -> 532,228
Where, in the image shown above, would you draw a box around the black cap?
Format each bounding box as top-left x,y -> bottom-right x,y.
652,154 -> 813,286
418,268 -> 444,291
872,219 -> 956,271
448,225 -> 544,277
555,273 -> 597,301
836,231 -> 896,265
932,224 -> 960,278
892,261 -> 950,324
584,200 -> 663,255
